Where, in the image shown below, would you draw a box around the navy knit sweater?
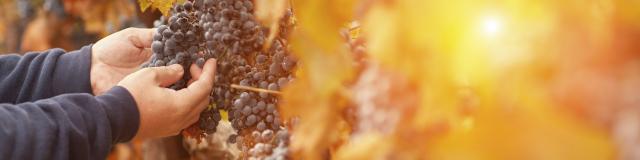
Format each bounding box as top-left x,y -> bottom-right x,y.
0,45 -> 140,160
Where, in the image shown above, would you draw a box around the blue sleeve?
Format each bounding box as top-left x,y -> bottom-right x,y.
0,45 -> 93,103
0,87 -> 140,160
0,46 -> 141,160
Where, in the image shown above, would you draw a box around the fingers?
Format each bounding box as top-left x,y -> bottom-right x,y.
197,59 -> 217,85
125,28 -> 155,49
180,60 -> 216,125
184,59 -> 217,92
150,64 -> 184,87
187,64 -> 203,84
190,64 -> 203,80
123,28 -> 154,66
176,59 -> 216,105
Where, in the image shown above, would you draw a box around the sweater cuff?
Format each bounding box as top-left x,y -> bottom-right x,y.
96,86 -> 140,143
52,45 -> 93,95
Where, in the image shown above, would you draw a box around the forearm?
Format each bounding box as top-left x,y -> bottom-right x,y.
0,86 -> 139,160
0,45 -> 93,104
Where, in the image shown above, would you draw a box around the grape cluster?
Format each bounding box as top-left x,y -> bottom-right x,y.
146,0 -> 204,89
232,128 -> 290,159
146,0 -> 296,158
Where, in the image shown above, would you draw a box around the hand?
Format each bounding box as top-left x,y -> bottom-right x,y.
118,59 -> 217,140
91,28 -> 154,95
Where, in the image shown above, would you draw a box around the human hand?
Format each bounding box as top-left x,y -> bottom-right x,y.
91,28 -> 154,95
118,59 -> 217,140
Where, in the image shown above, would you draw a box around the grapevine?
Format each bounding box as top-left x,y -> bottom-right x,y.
4,0 -> 638,159
143,0 -> 295,159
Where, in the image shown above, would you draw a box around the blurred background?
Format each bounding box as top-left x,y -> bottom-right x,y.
0,0 -> 160,54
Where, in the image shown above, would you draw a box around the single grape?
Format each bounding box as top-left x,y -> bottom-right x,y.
203,0 -> 214,7
196,58 -> 205,68
256,101 -> 266,111
261,129 -> 273,142
233,99 -> 244,108
277,77 -> 288,88
165,38 -> 177,49
183,1 -> 193,11
256,121 -> 267,131
269,63 -> 282,75
268,83 -> 279,91
253,71 -> 265,80
252,107 -> 262,116
152,41 -> 164,53
242,106 -> 252,115
245,115 -> 257,126
162,29 -> 174,39
267,103 -> 276,113
266,115 -> 273,123
174,31 -> 184,41
153,33 -> 163,41
240,92 -> 250,102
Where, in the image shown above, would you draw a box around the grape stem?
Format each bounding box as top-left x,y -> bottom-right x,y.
230,84 -> 282,95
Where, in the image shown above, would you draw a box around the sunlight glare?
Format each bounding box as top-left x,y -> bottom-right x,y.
482,16 -> 502,37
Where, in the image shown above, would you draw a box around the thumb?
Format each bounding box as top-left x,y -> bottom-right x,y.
176,59 -> 216,103
185,59 -> 216,92
150,64 -> 184,87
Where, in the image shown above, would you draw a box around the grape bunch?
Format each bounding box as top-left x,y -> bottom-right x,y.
232,128 -> 291,159
145,0 -> 296,159
146,0 -> 204,89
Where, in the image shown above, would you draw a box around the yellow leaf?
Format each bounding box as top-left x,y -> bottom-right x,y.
138,0 -> 152,12
279,0 -> 356,159
150,0 -> 176,16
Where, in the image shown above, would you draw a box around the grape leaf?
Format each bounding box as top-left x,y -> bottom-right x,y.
136,0 -> 182,16
138,0 -> 152,12
153,0 -> 175,16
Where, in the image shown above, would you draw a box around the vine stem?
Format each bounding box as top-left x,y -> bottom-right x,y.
230,84 -> 282,95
